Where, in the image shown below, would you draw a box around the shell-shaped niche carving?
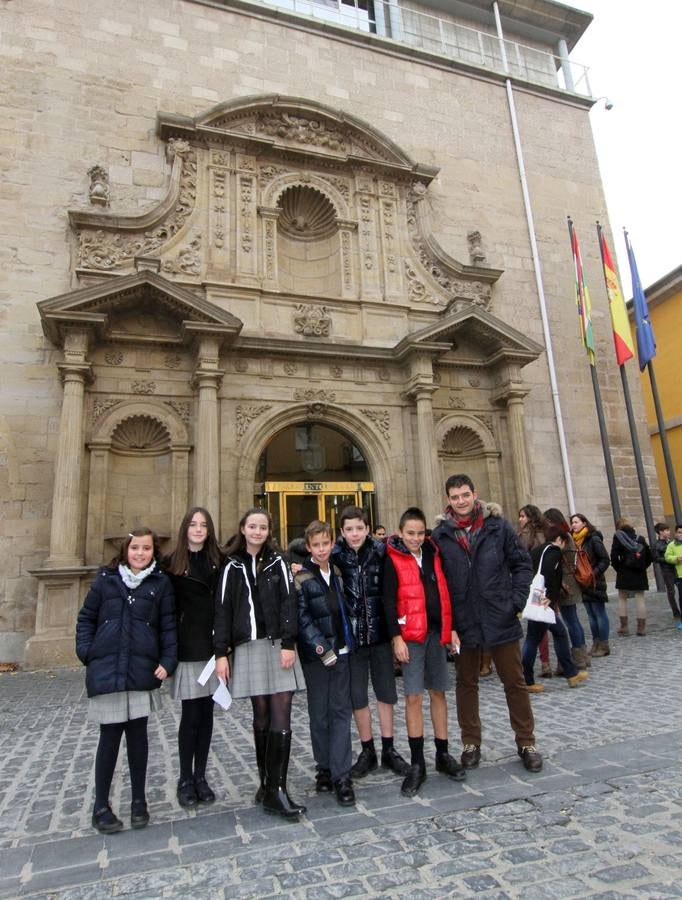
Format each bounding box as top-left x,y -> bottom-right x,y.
442,426 -> 484,456
111,415 -> 171,455
277,186 -> 337,240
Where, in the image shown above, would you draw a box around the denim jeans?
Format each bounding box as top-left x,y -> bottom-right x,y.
583,600 -> 609,641
558,603 -> 586,648
523,618 -> 577,684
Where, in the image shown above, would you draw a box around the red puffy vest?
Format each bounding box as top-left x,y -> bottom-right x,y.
386,538 -> 452,644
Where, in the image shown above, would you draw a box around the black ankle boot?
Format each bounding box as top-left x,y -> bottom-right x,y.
262,730 -> 306,819
253,728 -> 268,804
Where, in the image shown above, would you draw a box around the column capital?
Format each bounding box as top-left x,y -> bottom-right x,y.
191,368 -> 224,391
491,382 -> 530,406
57,361 -> 94,385
403,379 -> 438,402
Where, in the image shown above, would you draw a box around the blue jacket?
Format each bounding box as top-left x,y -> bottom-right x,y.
76,566 -> 177,698
431,511 -> 532,648
331,535 -> 388,647
295,560 -> 353,664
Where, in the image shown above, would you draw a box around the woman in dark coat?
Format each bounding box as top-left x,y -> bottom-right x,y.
76,527 -> 176,834
164,507 -> 223,809
570,513 -> 611,657
610,516 -> 652,636
518,505 -> 550,677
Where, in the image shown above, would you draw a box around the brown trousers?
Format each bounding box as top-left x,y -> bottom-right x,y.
455,640 -> 535,749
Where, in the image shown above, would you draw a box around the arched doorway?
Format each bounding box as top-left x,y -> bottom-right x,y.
254,422 -> 376,547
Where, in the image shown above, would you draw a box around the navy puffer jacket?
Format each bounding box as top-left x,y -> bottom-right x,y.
76,566 -> 177,698
295,561 -> 353,664
331,536 -> 388,647
431,511 -> 532,648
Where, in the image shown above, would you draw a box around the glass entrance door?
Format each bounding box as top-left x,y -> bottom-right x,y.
260,481 -> 375,548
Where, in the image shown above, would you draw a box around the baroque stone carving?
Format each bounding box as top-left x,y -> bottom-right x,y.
361,408 -> 391,444
295,389 -> 336,402
111,415 -> 170,453
239,177 -> 254,254
213,171 -> 226,249
162,235 -> 202,276
87,165 -> 110,207
257,112 -> 348,153
164,400 -> 190,424
324,175 -> 350,202
131,381 -> 156,394
234,360 -> 248,373
340,230 -> 353,291
330,365 -> 342,379
236,404 -> 272,441
211,150 -> 230,167
468,230 -> 487,265
442,425 -> 484,455
164,353 -> 182,369
259,164 -> 288,185
293,304 -> 332,338
448,395 -> 466,409
404,260 -> 439,306
103,351 -> 123,366
278,186 -> 336,239
92,398 -> 122,420
476,414 -> 494,432
283,362 -> 297,375
77,145 -> 197,270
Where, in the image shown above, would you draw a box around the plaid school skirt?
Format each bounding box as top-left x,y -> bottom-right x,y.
88,689 -> 162,724
168,659 -> 219,701
230,638 -> 305,699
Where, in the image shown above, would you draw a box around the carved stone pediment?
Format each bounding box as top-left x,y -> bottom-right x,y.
38,271 -> 242,347
160,95 -> 437,173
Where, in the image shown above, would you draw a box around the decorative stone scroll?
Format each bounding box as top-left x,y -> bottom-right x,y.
76,143 -> 197,271
236,404 -> 272,442
295,389 -> 336,402
92,398 -> 122,421
131,381 -> 156,394
162,234 -> 202,276
87,165 -> 110,207
164,400 -> 191,424
361,408 -> 391,445
293,304 -> 331,338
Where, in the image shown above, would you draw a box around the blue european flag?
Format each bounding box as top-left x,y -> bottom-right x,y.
625,230 -> 656,371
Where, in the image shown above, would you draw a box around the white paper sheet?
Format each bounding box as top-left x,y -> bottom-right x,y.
212,677 -> 232,710
197,655 -> 216,686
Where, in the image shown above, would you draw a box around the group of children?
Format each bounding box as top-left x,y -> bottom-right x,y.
76,504 -> 465,834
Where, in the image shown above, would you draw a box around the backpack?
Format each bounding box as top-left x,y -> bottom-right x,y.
623,539 -> 648,571
574,548 -> 595,590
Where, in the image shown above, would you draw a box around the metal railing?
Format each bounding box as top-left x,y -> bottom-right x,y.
246,0 -> 592,97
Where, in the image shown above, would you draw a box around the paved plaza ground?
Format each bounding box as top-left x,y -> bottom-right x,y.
1,593 -> 681,899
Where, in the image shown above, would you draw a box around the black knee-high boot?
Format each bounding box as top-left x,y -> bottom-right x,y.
254,728 -> 268,804
262,730 -> 306,819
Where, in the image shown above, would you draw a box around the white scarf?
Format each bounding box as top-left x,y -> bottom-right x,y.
119,561 -> 156,589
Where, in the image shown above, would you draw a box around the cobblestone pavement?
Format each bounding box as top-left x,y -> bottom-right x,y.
1,594 -> 681,899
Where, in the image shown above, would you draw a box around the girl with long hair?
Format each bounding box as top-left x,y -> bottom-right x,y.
518,505 -> 551,678
570,513 -> 611,656
214,508 -> 306,819
164,507 -> 224,808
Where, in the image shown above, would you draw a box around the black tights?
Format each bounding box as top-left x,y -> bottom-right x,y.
178,696 -> 214,781
251,691 -> 294,733
94,716 -> 148,809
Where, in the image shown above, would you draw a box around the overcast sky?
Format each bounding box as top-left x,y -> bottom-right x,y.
569,0 -> 681,293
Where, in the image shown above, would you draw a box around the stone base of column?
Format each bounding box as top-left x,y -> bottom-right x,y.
24,567 -> 98,668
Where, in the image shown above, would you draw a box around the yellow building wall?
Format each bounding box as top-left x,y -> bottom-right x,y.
632,285 -> 682,519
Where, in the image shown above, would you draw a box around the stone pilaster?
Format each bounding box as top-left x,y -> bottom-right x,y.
191,336 -> 224,515
85,439 -> 111,566
412,384 -> 441,523
493,382 -> 532,511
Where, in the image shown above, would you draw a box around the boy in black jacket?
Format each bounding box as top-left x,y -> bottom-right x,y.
296,520 -> 355,806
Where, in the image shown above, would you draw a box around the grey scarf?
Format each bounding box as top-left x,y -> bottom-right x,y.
615,529 -> 640,553
119,561 -> 156,589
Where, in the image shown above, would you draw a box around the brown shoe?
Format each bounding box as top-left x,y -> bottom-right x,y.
566,670 -> 589,688
617,616 -> 629,636
636,618 -> 646,636
525,683 -> 545,693
518,746 -> 543,772
591,640 -> 609,658
540,662 -> 552,678
461,745 -> 481,769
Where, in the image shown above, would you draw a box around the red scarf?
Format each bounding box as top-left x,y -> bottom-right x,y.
445,500 -> 485,555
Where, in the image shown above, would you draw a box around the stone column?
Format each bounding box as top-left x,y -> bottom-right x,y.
48,330 -> 93,566
412,384 -> 441,523
505,390 -> 532,510
85,440 -> 110,566
192,336 -> 224,516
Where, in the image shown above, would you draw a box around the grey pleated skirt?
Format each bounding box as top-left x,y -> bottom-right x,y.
230,638 -> 306,699
88,689 -> 162,724
168,659 -> 219,700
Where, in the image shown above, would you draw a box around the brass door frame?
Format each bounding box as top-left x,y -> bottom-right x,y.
262,481 -> 375,547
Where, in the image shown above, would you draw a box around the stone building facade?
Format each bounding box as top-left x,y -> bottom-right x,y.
0,0 -> 661,663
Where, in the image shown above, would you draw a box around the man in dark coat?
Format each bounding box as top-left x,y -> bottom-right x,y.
431,474 -> 542,773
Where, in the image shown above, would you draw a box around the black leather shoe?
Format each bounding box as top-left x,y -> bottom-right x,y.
350,746 -> 378,778
518,746 -> 543,773
315,768 -> 333,793
194,776 -> 216,804
130,799 -> 149,829
381,746 -> 410,776
177,778 -> 199,807
461,744 -> 481,769
334,777 -> 356,807
400,763 -> 427,797
92,805 -> 123,834
435,752 -> 466,781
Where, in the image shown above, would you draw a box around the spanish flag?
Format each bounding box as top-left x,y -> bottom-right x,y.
568,217 -> 596,366
597,224 -> 635,367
